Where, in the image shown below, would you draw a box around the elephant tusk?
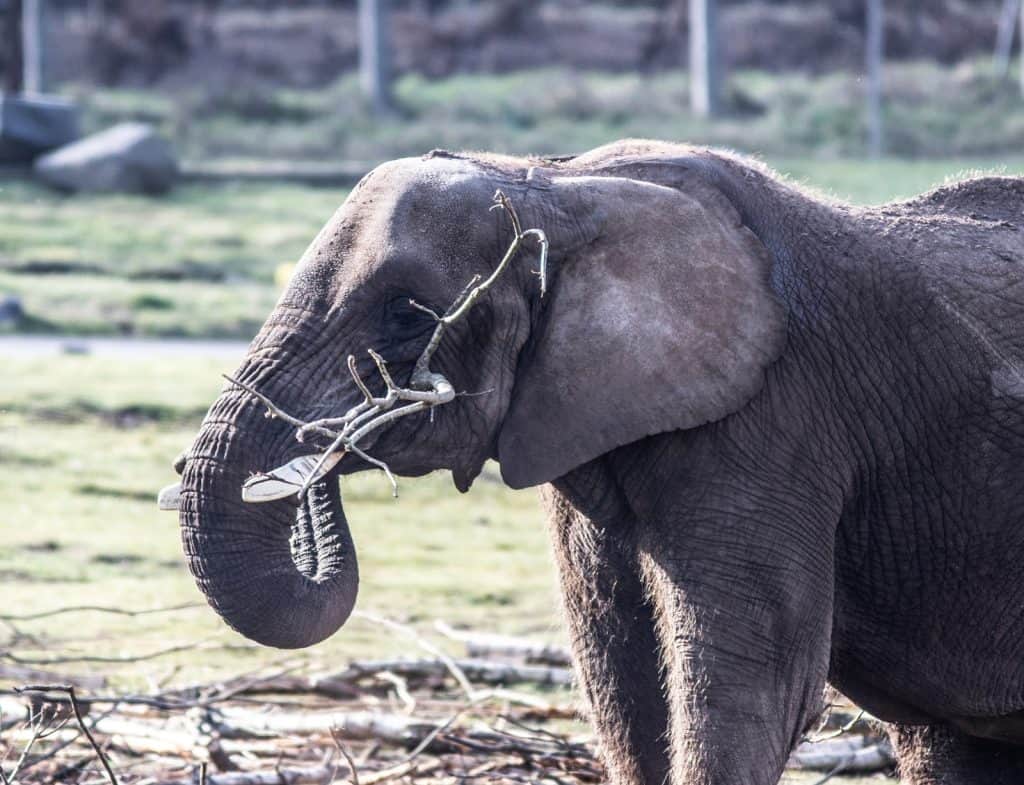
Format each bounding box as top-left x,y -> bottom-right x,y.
242,451 -> 345,503
157,482 -> 182,511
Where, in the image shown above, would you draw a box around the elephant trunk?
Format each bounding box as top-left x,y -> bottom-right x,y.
180,343 -> 359,649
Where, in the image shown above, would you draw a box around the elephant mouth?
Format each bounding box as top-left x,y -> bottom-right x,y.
288,468 -> 351,582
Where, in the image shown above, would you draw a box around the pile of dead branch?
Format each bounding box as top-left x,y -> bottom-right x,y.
1,607 -> 894,784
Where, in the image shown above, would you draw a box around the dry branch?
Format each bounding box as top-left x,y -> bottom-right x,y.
154,764 -> 340,785
360,757 -> 442,783
210,709 -> 437,746
2,640 -> 253,667
334,658 -> 572,688
788,736 -> 895,772
0,664 -> 108,691
153,757 -> 444,785
434,623 -> 571,666
0,603 -> 201,623
218,190 -> 548,507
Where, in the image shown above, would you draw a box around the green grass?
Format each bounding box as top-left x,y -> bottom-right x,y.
0,353 -> 560,689
0,271 -> 279,337
772,156 -> 1024,203
0,180 -> 342,282
71,60 -> 1024,162
3,156 -> 1023,339
0,179 -> 344,336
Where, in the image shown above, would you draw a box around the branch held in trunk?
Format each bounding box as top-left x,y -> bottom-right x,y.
160,190 -> 547,510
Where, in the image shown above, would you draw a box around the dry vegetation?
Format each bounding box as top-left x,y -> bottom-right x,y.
0,605 -> 893,784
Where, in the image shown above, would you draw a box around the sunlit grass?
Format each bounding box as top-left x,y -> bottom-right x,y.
0,353 -> 560,689
69,61 -> 1024,163
0,180 -> 342,283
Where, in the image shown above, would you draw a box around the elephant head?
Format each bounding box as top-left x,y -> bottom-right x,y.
174,149 -> 787,649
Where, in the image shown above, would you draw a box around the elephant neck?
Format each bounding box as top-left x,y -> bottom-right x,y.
698,155 -> 849,278
695,154 -> 865,335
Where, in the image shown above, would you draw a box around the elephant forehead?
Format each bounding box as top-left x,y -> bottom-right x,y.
362,156 -> 485,214
357,158 -> 496,255
297,158 -> 489,291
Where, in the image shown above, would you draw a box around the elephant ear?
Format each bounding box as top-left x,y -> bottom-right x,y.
496,174 -> 787,488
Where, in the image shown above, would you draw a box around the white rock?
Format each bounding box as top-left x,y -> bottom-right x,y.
34,122 -> 177,194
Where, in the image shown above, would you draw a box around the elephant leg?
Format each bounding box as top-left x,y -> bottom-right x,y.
631,472 -> 836,784
888,723 -> 1024,784
543,467 -> 671,785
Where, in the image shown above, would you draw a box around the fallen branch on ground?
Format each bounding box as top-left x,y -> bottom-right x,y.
1,639 -> 255,666
0,622 -> 895,784
334,657 -> 572,688
0,665 -> 107,691
433,622 -> 571,666
153,764 -> 341,785
788,735 -> 895,772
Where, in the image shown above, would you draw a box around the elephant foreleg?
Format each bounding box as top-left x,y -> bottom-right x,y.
543,474 -> 671,785
634,478 -> 836,785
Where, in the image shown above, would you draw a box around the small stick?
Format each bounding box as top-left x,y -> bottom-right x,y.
296,432 -> 350,498
2,639 -> 232,666
0,603 -> 201,622
367,350 -> 397,392
3,721 -> 41,783
223,375 -> 345,442
347,355 -> 378,405
347,445 -> 398,497
352,612 -> 477,702
330,729 -> 360,785
221,375 -> 306,427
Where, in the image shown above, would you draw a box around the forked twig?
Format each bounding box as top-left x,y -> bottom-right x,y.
225,190 -> 548,504
15,685 -> 119,785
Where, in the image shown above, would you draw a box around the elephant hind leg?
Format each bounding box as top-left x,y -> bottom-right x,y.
888,722 -> 1024,785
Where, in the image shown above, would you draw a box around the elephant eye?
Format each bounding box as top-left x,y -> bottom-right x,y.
382,297 -> 435,341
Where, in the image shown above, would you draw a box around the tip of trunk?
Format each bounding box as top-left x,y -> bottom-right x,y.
181,405 -> 360,649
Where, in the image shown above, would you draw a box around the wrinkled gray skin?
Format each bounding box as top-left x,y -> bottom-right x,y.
179,140 -> 1024,784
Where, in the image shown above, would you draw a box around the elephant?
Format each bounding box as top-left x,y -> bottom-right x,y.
167,140 -> 1024,785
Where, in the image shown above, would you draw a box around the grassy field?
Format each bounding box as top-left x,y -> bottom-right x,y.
3,156 -> 1023,338
0,179 -> 335,336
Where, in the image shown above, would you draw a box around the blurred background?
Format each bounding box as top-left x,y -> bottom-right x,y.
0,3 -> 1022,782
